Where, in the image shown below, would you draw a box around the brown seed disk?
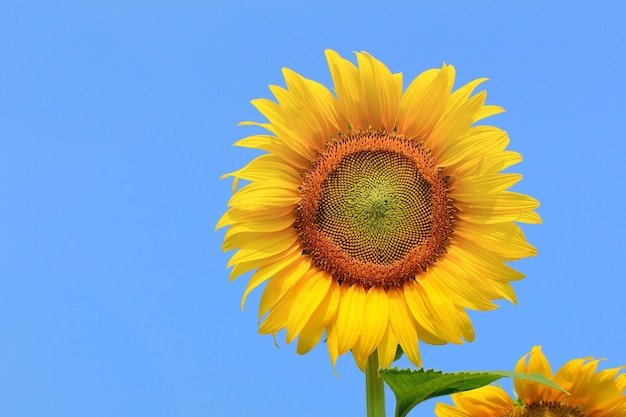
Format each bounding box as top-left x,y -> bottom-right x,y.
502,402 -> 584,417
296,130 -> 455,289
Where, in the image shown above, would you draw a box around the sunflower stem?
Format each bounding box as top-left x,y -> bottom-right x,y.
366,353 -> 385,417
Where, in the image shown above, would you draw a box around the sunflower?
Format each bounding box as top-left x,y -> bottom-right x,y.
435,346 -> 626,417
217,50 -> 540,369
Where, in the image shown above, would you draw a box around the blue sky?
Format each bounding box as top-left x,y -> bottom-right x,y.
1,1 -> 625,416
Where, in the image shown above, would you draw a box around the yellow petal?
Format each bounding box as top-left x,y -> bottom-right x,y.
227,243 -> 298,282
429,90 -> 488,160
388,287 -> 421,367
326,320 -> 340,368
259,285 -> 297,334
430,262 -> 499,311
251,98 -> 317,162
446,77 -> 488,112
514,346 -> 554,404
234,133 -> 310,171
240,245 -> 302,309
296,279 -> 340,354
227,183 -> 300,210
325,49 -> 363,129
451,173 -> 522,198
351,352 -> 369,372
219,209 -> 295,235
355,51 -> 402,131
436,385 -> 514,416
433,403 -> 466,417
445,237 -> 526,283
269,84 -> 328,150
224,231 -> 298,265
334,284 -> 367,355
488,280 -> 517,305
436,125 -> 509,168
454,222 -> 537,261
223,216 -> 294,238
451,150 -> 522,177
455,307 -> 475,342
518,210 -> 542,224
258,257 -> 312,320
377,326 -> 399,368
228,153 -> 302,183
397,64 -> 454,140
233,133 -> 275,150
286,271 -> 332,343
354,286 -> 389,360
474,104 -> 505,122
282,67 -> 341,138
404,280 -> 463,343
455,191 -> 541,225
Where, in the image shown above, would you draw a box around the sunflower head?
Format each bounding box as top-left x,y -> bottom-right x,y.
218,50 -> 541,369
435,346 -> 626,417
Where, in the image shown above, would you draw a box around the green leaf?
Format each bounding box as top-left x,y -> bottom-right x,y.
378,368 -> 567,417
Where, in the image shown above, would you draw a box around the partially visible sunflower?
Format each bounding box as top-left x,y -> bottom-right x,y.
218,49 -> 540,369
435,346 -> 626,417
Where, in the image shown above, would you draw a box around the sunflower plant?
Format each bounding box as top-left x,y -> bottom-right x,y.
217,50 -> 564,416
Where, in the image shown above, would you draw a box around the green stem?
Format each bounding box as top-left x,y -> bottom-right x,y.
366,353 -> 385,417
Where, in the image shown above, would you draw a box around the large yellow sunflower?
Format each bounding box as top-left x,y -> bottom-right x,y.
218,50 -> 540,369
435,346 -> 626,417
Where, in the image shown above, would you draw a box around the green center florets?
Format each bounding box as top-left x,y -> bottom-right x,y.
352,181 -> 394,232
364,192 -> 390,224
315,150 -> 433,265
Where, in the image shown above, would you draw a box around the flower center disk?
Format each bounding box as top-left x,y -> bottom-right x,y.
297,130 -> 455,288
318,151 -> 430,263
503,402 -> 584,417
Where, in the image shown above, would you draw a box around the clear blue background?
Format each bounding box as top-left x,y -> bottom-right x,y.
1,1 -> 624,416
